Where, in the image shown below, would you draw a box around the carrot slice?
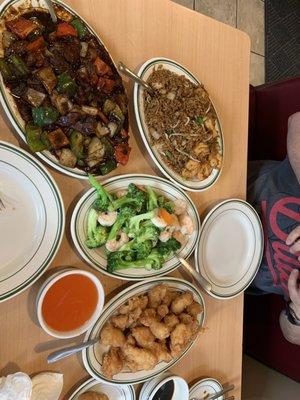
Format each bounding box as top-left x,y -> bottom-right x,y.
159,208 -> 176,225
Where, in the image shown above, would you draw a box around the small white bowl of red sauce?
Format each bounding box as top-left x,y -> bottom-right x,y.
37,268 -> 105,339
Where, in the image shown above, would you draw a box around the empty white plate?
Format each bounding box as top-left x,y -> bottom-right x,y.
0,141 -> 64,302
195,199 -> 263,299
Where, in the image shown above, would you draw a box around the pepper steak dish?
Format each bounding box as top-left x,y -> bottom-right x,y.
0,5 -> 130,175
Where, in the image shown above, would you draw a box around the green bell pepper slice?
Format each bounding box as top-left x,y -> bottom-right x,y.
70,130 -> 84,159
0,59 -> 13,82
56,72 -> 78,96
8,54 -> 29,76
71,18 -> 87,39
100,159 -> 117,175
25,123 -> 48,152
32,106 -> 59,127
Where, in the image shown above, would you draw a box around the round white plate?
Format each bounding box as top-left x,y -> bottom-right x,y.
189,378 -> 224,400
0,141 -> 64,302
133,57 -> 224,192
71,174 -> 200,281
195,199 -> 263,299
68,377 -> 135,400
82,277 -> 205,385
0,0 -> 124,179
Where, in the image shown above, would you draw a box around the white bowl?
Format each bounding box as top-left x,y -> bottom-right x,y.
36,268 -> 105,339
139,372 -> 189,400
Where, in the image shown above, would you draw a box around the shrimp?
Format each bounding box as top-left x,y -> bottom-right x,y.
179,213 -> 194,235
159,226 -> 175,242
98,211 -> 118,227
115,189 -> 127,198
172,230 -> 186,245
105,231 -> 129,252
173,199 -> 187,215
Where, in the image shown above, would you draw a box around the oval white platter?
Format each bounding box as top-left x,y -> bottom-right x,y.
195,199 -> 263,299
68,377 -> 135,400
133,57 -> 224,192
0,141 -> 64,302
0,0 -> 123,179
70,174 -> 201,281
82,277 -> 205,385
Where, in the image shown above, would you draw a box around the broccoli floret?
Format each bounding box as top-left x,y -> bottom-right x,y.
89,174 -> 113,211
157,195 -> 175,214
85,208 -> 108,248
146,185 -> 158,211
135,224 -> 159,243
120,239 -> 153,260
156,237 -> 181,260
128,210 -> 156,235
106,206 -> 136,244
127,183 -> 147,212
107,196 -> 139,212
107,248 -> 163,273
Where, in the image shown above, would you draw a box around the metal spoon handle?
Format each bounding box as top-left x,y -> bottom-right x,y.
118,62 -> 155,95
47,338 -> 98,364
178,257 -> 212,292
44,0 -> 57,23
206,384 -> 235,400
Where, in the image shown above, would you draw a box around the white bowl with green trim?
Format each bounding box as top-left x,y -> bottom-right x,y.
82,277 -> 205,385
70,173 -> 201,281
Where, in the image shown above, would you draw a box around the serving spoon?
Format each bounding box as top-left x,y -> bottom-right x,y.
118,61 -> 155,96
177,256 -> 212,292
44,0 -> 57,23
47,338 -> 98,364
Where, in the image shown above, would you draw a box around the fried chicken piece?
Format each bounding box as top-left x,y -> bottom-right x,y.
170,323 -> 193,357
149,320 -> 170,340
148,341 -> 172,363
102,347 -> 124,378
111,314 -> 128,331
157,304 -> 169,319
188,320 -> 200,338
139,308 -> 157,327
126,334 -> 136,346
162,289 -> 178,307
179,312 -> 194,325
187,302 -> 203,318
122,344 -> 157,372
148,284 -> 167,308
100,324 -> 126,347
118,295 -> 148,314
131,326 -> 155,348
164,313 -> 180,330
171,291 -> 193,314
128,307 -> 142,327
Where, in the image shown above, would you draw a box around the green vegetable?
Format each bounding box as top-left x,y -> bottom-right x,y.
107,249 -> 163,273
8,54 -> 28,76
157,195 -> 175,214
70,130 -> 84,159
0,59 -> 13,81
56,72 -> 78,96
100,159 -> 117,175
165,129 -> 173,135
146,185 -> 158,211
71,18 -> 87,39
106,206 -> 137,246
25,123 -> 48,152
41,131 -> 52,149
156,238 -> 181,260
164,150 -> 173,159
128,210 -> 156,235
32,106 -> 59,127
127,183 -> 147,212
89,174 -> 114,211
101,137 -> 115,156
107,195 -> 139,212
194,116 -> 204,125
85,208 -> 108,248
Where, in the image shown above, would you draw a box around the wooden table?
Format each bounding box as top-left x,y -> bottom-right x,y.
0,0 -> 250,398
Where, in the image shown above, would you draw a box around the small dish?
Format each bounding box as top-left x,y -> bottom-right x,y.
71,174 -> 201,281
195,199 -> 263,299
139,372 -> 189,400
37,268 -> 105,339
68,377 -> 135,400
82,277 -> 205,385
189,378 -> 224,399
133,57 -> 224,192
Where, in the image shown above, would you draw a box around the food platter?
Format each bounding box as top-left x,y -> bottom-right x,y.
70,174 -> 201,280
0,0 -> 129,179
133,57 -> 224,192
195,199 -> 263,299
68,377 -> 135,400
82,277 -> 205,385
0,140 -> 64,302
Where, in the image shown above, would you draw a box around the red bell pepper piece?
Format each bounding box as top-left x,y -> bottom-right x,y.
56,22 -> 77,37
115,143 -> 131,165
26,36 -> 45,52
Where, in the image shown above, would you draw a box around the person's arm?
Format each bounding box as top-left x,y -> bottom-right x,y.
279,227 -> 300,344
287,112 -> 300,183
